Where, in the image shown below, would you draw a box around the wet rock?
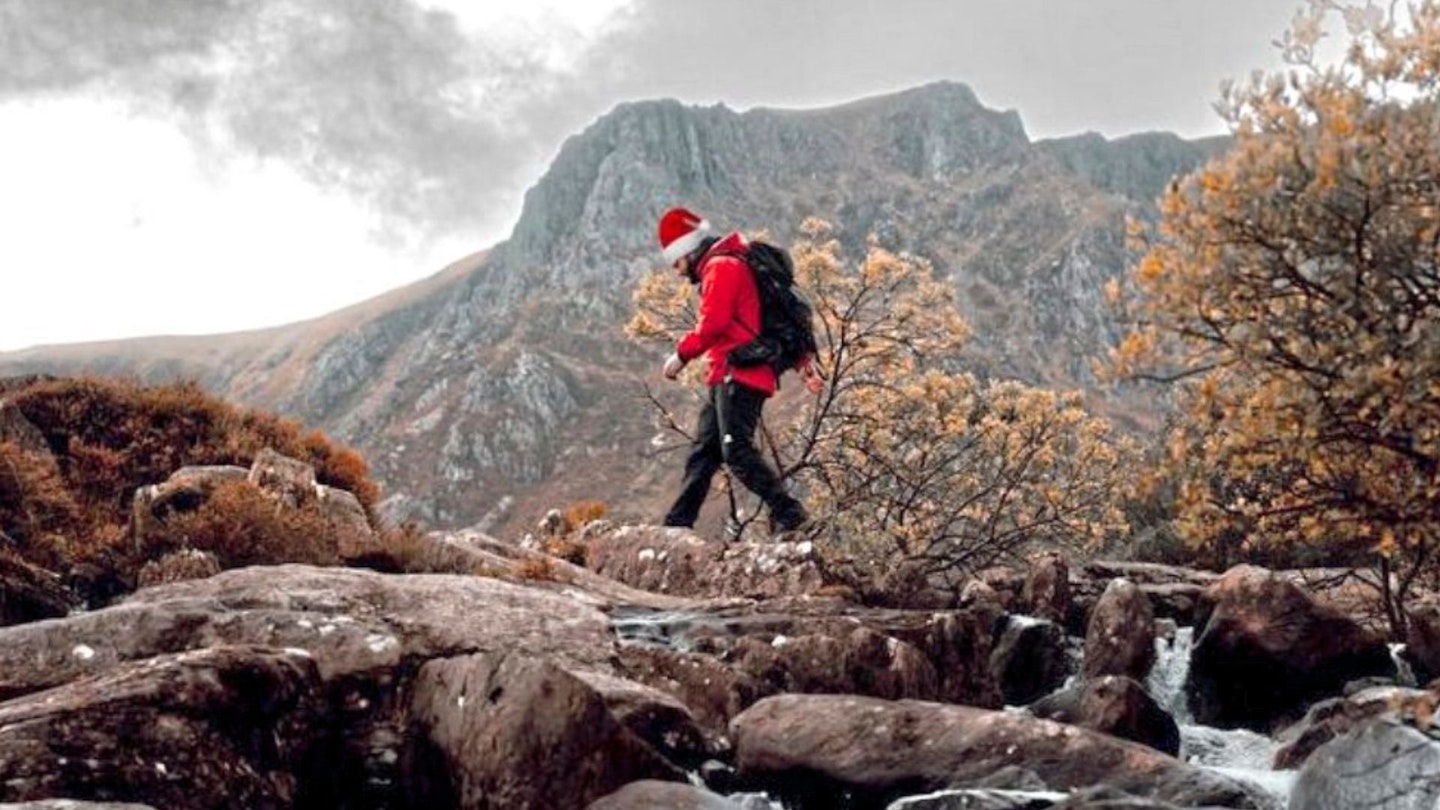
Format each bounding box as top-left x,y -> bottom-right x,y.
1048,785 -> 1199,808
729,694 -> 1268,810
735,627 -> 939,702
886,788 -> 1063,809
616,645 -> 770,737
1288,719 -> 1440,809
1083,579 -> 1156,681
1273,685 -> 1431,770
407,652 -> 682,808
1029,676 -> 1180,756
1405,598 -> 1440,684
908,609 -> 1005,709
573,669 -> 714,769
1186,565 -> 1394,732
586,780 -> 743,809
0,645 -> 324,808
990,616 -> 1069,706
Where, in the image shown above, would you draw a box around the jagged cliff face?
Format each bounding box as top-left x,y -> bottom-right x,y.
0,82 -> 1229,531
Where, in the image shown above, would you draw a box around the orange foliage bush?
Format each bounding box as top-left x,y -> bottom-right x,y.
562,499 -> 608,533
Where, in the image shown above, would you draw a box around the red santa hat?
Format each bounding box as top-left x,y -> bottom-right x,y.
657,206 -> 711,264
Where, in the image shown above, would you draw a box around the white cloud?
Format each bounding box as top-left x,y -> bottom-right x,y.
0,98 -> 467,351
418,0 -> 634,71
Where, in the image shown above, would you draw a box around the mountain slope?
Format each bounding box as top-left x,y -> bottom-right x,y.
0,82 -> 1229,533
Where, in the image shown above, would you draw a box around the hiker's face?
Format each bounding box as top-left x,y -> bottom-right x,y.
672,256 -> 689,278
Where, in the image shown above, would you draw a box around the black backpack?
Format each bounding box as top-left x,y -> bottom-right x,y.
722,241 -> 819,378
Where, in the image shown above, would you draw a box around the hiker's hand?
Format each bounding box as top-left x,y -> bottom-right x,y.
663,353 -> 685,380
802,364 -> 824,395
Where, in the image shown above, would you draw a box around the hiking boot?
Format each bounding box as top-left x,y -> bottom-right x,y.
770,508 -> 819,543
772,505 -> 810,534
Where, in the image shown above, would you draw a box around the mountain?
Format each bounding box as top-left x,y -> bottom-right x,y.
0,81 -> 1230,533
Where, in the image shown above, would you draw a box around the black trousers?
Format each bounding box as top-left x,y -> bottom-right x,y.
663,380 -> 805,530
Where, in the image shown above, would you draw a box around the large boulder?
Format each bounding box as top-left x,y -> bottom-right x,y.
989,616 -> 1069,706
406,652 -> 682,809
1083,579 -> 1156,681
1028,676 -> 1180,756
1288,718 -> 1440,809
0,565 -> 617,701
1273,684 -> 1432,770
1022,552 -> 1071,624
1075,562 -> 1217,629
617,645 -> 770,737
1186,565 -> 1395,731
729,694 -> 1269,810
1405,597 -> 1440,684
129,465 -> 249,542
0,565 -> 622,807
732,627 -> 939,702
585,525 -> 824,599
573,670 -> 715,769
614,621 -> 948,741
0,645 -> 324,808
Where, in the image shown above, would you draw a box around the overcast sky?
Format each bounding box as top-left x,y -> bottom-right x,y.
1,0 -> 1320,350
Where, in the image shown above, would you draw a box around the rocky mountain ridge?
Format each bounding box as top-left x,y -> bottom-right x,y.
0,81 -> 1230,532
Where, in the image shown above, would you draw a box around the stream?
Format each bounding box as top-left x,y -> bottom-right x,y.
611,610 -> 1334,808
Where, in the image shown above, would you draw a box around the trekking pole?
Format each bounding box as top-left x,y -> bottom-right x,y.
723,470 -> 743,540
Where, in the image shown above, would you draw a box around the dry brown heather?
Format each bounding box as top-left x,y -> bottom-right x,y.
0,375 -> 380,580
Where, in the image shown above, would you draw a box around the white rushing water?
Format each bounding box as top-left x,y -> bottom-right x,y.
1146,626 -> 1297,807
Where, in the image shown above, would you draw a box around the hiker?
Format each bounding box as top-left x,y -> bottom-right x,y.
656,206 -> 823,533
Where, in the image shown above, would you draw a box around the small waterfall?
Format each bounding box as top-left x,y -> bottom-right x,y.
1145,625 -> 1295,806
1391,642 -> 1418,687
1146,626 -> 1194,724
609,607 -> 701,651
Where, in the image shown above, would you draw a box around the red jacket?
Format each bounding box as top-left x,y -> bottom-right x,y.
675,232 -> 778,395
